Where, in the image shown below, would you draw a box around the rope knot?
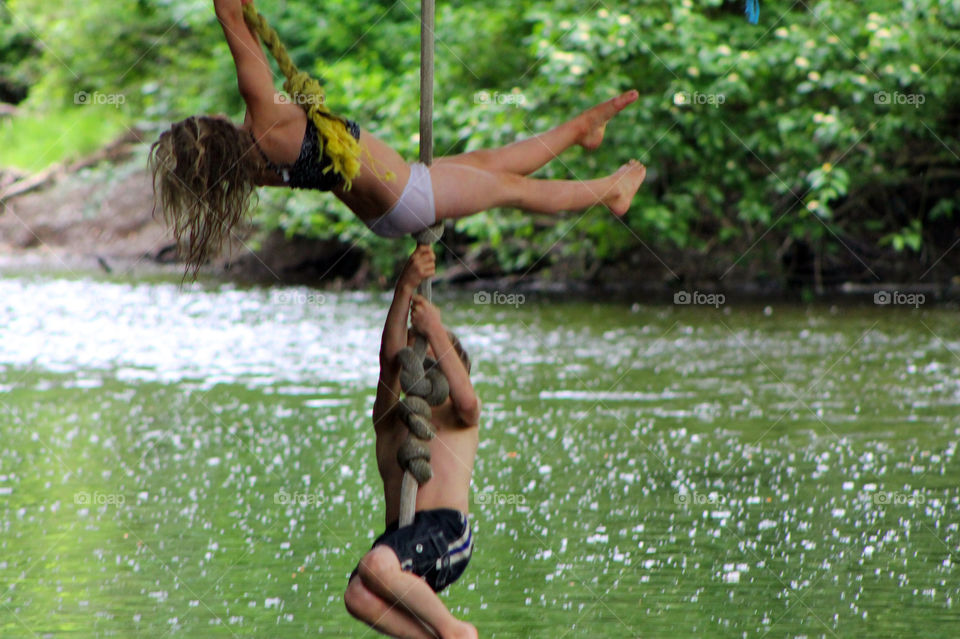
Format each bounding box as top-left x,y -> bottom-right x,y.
398,438 -> 432,483
395,331 -> 450,482
397,347 -> 450,406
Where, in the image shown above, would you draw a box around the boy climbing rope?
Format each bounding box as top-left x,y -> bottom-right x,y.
150,0 -> 647,274
344,244 -> 478,638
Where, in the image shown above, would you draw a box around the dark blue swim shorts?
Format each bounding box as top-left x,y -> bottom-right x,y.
351,508 -> 474,592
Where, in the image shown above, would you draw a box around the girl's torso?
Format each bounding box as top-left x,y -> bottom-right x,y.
238,99 -> 410,224
242,105 -> 358,192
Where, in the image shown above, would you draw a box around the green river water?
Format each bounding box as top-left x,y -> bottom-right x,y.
0,274 -> 957,638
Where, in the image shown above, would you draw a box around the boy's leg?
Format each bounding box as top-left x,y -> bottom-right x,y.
435,90 -> 638,176
345,575 -> 438,639
430,159 -> 647,219
356,546 -> 477,639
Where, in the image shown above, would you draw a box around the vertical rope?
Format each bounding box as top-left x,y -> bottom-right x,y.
399,0 -> 440,529
419,0 -> 435,169
416,0 -> 438,301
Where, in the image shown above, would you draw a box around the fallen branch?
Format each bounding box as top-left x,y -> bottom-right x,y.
0,168 -> 27,192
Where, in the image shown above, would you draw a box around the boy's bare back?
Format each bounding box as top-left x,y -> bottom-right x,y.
372,245 -> 481,527
375,389 -> 478,526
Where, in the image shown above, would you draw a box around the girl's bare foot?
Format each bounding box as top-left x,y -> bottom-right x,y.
578,90 -> 639,150
603,160 -> 647,217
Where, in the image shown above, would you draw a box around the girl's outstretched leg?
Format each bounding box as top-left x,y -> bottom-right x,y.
430,159 -> 646,219
436,90 -> 638,176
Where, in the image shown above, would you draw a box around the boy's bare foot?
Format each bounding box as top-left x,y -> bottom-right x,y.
445,620 -> 478,639
604,160 -> 647,217
578,90 -> 639,150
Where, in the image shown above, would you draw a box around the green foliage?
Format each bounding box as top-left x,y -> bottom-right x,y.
880,218 -> 923,253
0,1 -> 38,103
2,0 -> 958,283
0,107 -> 128,171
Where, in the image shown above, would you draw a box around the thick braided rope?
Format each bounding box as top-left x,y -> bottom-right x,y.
397,0 -> 440,528
395,226 -> 447,484
242,4 -> 362,189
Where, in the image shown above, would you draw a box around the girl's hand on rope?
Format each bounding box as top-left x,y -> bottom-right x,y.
410,295 -> 443,337
398,245 -> 435,293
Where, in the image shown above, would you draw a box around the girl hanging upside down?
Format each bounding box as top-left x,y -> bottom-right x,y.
149,0 -> 647,273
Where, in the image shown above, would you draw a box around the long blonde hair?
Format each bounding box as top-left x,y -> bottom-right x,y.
149,116 -> 261,276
